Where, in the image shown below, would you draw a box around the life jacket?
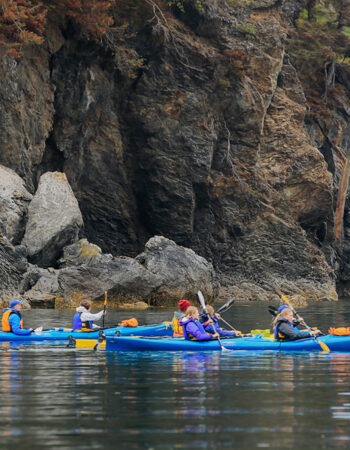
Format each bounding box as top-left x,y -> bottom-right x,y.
172,317 -> 184,336
274,317 -> 306,340
199,312 -> 209,324
274,318 -> 294,341
181,317 -> 208,341
73,313 -> 93,331
2,308 -> 23,332
200,312 -> 220,333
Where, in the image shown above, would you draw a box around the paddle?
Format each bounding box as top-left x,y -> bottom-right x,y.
268,306 -> 278,317
102,290 -> 108,328
197,291 -> 227,351
277,291 -> 330,352
217,297 -> 235,314
33,326 -> 43,335
197,295 -> 241,334
93,330 -> 106,351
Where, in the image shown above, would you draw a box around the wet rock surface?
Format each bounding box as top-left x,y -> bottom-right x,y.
1,1 -> 350,306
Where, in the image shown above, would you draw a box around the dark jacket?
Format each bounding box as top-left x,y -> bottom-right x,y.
274,317 -> 311,341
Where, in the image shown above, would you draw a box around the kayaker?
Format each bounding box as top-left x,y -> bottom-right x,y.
1,300 -> 33,335
274,308 -> 320,341
172,299 -> 191,337
276,305 -> 309,333
201,305 -> 239,337
73,300 -> 106,330
180,306 -> 219,341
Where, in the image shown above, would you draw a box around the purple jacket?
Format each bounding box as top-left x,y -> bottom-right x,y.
180,317 -> 213,341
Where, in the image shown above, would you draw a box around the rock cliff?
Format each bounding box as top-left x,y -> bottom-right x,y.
1,0 -> 350,306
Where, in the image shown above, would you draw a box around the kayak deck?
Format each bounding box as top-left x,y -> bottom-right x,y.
0,322 -> 173,342
104,334 -> 350,352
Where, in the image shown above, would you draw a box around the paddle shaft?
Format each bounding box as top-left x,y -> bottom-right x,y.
218,316 -> 239,333
102,291 -> 108,328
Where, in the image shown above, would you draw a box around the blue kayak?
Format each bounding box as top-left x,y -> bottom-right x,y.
0,323 -> 173,342
105,334 -> 350,352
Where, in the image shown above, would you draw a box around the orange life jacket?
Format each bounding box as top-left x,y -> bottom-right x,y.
2,309 -> 23,332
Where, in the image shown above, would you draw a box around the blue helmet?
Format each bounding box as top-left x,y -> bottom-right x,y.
277,305 -> 290,313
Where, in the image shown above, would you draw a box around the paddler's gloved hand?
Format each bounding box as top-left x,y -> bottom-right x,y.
211,332 -> 220,339
310,330 -> 321,337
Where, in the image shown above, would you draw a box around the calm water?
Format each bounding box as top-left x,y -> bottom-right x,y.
1,301 -> 350,449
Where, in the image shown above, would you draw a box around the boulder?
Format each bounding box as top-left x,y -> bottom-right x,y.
58,256 -> 162,304
0,165 -> 32,244
20,265 -> 59,308
136,236 -> 218,303
58,238 -> 112,268
22,172 -> 83,267
57,236 -> 218,305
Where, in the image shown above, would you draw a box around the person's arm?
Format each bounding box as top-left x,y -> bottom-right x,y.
80,310 -> 104,322
186,322 -> 213,341
211,320 -> 237,337
9,315 -> 32,336
278,322 -> 311,340
204,322 -> 216,334
218,328 -> 238,337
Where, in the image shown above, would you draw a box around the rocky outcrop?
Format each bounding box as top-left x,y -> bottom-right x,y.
0,51 -> 55,192
58,238 -> 111,268
19,265 -> 59,308
0,235 -> 28,304
2,0 -> 350,306
21,172 -> 83,267
57,236 -> 217,306
0,165 -> 33,244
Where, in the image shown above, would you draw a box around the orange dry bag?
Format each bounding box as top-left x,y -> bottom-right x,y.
328,327 -> 350,336
120,318 -> 139,327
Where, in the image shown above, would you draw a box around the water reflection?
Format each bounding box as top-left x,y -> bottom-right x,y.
1,302 -> 350,447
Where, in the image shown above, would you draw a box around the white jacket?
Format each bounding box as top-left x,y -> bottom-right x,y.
76,306 -> 104,329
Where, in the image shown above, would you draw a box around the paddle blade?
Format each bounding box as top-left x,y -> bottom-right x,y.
268,306 -> 278,317
280,292 -> 293,309
318,339 -> 330,352
217,297 -> 235,314
104,290 -> 108,306
34,326 -> 43,335
197,291 -> 207,312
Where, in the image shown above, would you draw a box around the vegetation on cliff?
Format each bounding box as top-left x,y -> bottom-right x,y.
1,0 -> 349,111
287,0 -> 350,116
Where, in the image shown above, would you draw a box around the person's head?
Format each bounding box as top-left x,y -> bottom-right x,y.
178,299 -> 191,313
10,299 -> 24,311
206,305 -> 214,316
277,305 -> 290,314
80,300 -> 91,311
280,307 -> 294,322
273,307 -> 294,327
185,306 -> 199,320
